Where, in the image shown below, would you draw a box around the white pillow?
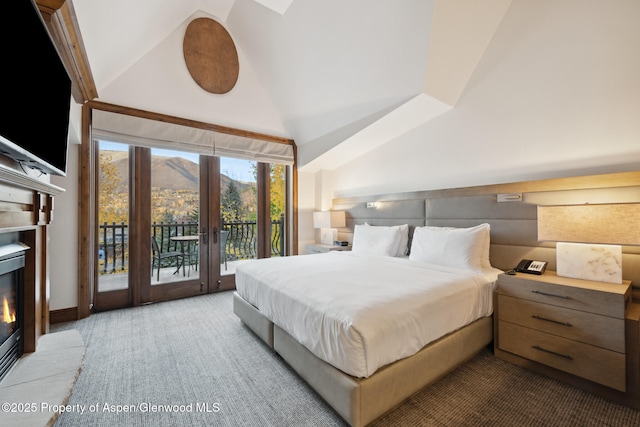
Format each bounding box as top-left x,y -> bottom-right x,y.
364,223 -> 409,256
409,224 -> 490,272
352,224 -> 401,256
409,223 -> 491,267
395,224 -> 410,256
479,224 -> 491,268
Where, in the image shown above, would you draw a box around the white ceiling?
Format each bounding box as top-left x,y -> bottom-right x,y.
72,0 -> 510,171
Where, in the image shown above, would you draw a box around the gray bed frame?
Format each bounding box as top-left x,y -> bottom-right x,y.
233,172 -> 640,426
233,292 -> 492,426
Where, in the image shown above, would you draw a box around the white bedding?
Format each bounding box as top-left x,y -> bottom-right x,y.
235,251 -> 502,378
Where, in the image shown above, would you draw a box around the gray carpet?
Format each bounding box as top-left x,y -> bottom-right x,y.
51,291 -> 640,426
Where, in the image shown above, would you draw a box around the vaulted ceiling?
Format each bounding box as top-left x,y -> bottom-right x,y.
72,0 -> 511,171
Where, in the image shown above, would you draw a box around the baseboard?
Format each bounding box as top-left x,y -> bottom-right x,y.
49,306 -> 78,324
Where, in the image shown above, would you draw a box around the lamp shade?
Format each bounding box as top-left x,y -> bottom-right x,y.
313,211 -> 346,229
537,203 -> 640,245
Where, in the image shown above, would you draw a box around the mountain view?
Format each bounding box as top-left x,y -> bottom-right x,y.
99,150 -> 256,224
104,150 -> 252,193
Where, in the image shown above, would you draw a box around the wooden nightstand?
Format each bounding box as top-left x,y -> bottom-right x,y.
494,271 -> 640,409
305,243 -> 351,254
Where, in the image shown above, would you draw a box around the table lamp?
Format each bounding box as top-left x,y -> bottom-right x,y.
313,211 -> 346,245
537,203 -> 640,284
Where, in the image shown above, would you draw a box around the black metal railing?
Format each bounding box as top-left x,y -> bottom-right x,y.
98,215 -> 285,274
98,222 -> 128,273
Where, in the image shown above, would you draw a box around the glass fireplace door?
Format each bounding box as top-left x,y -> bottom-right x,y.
0,246 -> 25,381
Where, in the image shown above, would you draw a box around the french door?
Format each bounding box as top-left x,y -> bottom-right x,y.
93,145 -> 232,311
80,105 -> 296,318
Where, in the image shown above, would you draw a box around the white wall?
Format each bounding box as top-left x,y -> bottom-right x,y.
316,0 -> 640,201
48,99 -> 82,310
98,10 -> 288,139
296,168 -> 353,252
297,170 -> 316,252
50,141 -> 80,311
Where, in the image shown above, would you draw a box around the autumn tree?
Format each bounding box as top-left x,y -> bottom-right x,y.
99,151 -> 126,224
188,207 -> 199,224
249,163 -> 286,219
221,180 -> 243,223
270,164 -> 286,219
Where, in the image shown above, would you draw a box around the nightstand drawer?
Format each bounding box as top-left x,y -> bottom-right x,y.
498,294 -> 625,352
497,274 -> 628,319
499,321 -> 626,392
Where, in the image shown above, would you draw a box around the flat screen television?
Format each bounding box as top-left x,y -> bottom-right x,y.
0,0 -> 72,176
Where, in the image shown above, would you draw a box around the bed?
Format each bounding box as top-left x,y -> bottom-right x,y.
233,223 -> 502,426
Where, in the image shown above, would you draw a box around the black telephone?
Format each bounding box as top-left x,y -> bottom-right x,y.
514,259 -> 547,275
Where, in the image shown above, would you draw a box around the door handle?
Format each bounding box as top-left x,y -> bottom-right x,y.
212,227 -> 218,244
201,227 -> 208,245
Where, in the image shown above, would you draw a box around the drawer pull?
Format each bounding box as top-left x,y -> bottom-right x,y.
531,290 -> 571,299
531,315 -> 573,327
532,345 -> 573,360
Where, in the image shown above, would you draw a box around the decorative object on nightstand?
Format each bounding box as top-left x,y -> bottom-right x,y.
537,203 -> 640,284
313,210 -> 346,245
305,243 -> 352,254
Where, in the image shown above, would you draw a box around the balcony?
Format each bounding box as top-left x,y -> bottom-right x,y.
97,217 -> 285,291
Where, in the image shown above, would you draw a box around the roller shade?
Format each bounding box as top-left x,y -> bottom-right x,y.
92,110 -> 294,165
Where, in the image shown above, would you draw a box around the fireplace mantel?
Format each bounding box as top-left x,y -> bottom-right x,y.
0,163 -> 64,196
0,162 -> 64,353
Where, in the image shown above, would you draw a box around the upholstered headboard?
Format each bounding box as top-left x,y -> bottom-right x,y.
334,198 -> 425,251
423,194 -> 549,272
333,194 -> 548,271
332,171 -> 640,295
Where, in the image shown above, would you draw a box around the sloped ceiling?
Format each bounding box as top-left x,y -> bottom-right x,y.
72,0 -> 510,171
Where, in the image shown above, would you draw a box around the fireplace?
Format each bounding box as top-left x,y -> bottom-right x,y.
0,242 -> 28,382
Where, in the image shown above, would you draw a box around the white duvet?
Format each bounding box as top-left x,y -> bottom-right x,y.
235,251 -> 501,378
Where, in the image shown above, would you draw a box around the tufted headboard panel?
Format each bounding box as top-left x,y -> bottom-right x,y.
333,198 -> 425,250
423,194 -> 550,271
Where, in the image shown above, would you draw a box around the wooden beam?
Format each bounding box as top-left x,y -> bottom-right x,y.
87,100 -> 295,146
36,0 -> 98,103
77,104 -> 92,319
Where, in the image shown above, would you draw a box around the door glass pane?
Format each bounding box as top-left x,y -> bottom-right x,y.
220,157 -> 257,275
270,164 -> 287,257
150,148 -> 200,284
97,141 -> 129,292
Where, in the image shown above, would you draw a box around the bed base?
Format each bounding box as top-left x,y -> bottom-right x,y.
233,292 -> 493,426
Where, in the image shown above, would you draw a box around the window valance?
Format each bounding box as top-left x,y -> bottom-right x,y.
91,110 -> 294,165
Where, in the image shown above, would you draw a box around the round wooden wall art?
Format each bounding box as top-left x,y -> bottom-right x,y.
183,18 -> 239,94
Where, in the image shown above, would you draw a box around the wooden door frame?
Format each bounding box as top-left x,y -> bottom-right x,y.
204,155 -> 235,293
143,146 -> 206,304
131,146 -> 150,305
256,162 -> 271,258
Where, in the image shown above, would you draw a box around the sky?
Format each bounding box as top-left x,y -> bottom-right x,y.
99,140 -> 256,182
